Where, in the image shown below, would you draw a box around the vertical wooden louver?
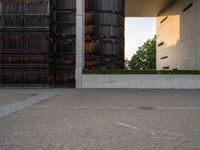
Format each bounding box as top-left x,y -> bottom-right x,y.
0,0 -> 51,87
85,0 -> 125,69
53,0 -> 76,87
0,0 -> 76,87
0,0 -> 125,87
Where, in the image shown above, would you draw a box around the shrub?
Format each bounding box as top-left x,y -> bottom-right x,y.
83,69 -> 200,75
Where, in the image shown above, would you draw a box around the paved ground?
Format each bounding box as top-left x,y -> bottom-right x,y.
0,89 -> 200,150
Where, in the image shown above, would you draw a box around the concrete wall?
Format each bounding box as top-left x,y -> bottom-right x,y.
82,75 -> 200,89
157,0 -> 200,70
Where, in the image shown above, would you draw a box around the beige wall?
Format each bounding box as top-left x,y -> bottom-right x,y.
157,0 -> 200,70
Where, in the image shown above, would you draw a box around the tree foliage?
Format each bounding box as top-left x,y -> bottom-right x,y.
129,36 -> 156,70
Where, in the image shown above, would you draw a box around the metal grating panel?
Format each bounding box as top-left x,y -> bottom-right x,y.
0,0 -> 51,87
85,0 -> 125,69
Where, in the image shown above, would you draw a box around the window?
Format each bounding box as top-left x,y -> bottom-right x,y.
183,3 -> 193,12
160,16 -> 168,24
158,42 -> 164,47
160,56 -> 168,60
163,66 -> 170,70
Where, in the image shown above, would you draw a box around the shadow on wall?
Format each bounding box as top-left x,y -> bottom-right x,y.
157,0 -> 200,70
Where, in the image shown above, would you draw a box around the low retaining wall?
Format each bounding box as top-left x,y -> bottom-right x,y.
82,75 -> 200,89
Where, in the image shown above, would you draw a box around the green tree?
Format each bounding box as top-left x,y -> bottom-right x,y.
129,36 -> 156,70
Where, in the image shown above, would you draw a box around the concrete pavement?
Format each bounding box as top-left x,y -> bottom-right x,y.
0,89 -> 200,150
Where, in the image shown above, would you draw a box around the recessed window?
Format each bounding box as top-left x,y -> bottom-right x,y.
158,42 -> 164,47
160,56 -> 168,60
183,3 -> 193,12
163,66 -> 170,70
160,16 -> 168,24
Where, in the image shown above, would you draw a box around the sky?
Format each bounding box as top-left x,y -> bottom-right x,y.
125,17 -> 156,60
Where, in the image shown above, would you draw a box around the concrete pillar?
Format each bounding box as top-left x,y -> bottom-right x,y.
76,0 -> 85,88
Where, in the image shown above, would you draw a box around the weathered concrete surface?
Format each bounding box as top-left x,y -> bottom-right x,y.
0,94 -> 33,107
82,75 -> 200,89
0,93 -> 56,118
0,89 -> 200,150
76,0 -> 85,88
157,0 -> 200,70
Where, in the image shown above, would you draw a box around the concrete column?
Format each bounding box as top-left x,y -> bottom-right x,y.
76,0 -> 85,88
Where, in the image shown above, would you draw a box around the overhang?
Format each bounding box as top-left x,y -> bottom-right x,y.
125,0 -> 171,17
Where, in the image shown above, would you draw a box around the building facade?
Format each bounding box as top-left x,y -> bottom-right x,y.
157,0 -> 200,70
0,0 -> 52,87
0,0 -> 125,87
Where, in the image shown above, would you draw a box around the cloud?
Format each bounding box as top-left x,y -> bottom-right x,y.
125,17 -> 156,60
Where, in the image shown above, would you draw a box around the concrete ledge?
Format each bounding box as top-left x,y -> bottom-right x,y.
82,75 -> 200,89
